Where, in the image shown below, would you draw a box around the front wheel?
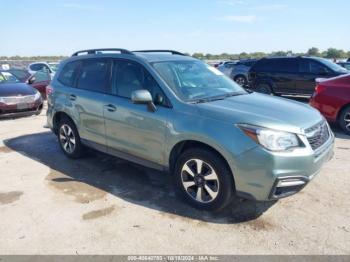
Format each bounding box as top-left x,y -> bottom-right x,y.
174,148 -> 235,211
339,106 -> 350,135
234,75 -> 248,87
256,83 -> 273,95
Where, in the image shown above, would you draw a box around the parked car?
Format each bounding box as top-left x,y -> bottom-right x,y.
230,59 -> 257,87
337,62 -> 350,71
0,70 -> 50,99
6,68 -> 31,82
28,62 -> 58,76
310,74 -> 350,135
249,56 -> 348,95
27,71 -> 52,99
217,61 -> 238,77
0,71 -> 43,118
47,48 -> 334,211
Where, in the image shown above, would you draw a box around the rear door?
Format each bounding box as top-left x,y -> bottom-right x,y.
260,58 -> 297,94
70,58 -> 111,149
297,59 -> 331,95
103,59 -> 169,167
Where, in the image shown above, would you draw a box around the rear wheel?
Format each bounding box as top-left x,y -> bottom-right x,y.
256,83 -> 273,95
234,75 -> 248,87
58,117 -> 85,158
174,148 -> 234,211
339,106 -> 350,135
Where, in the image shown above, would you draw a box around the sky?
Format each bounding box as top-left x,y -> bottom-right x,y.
1,0 -> 349,56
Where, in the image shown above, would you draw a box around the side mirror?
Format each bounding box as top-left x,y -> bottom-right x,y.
131,90 -> 156,112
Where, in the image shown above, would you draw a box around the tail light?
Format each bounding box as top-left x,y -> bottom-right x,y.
46,85 -> 54,96
314,84 -> 326,94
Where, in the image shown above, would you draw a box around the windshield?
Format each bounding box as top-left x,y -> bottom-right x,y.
0,72 -> 20,84
152,60 -> 246,102
48,63 -> 59,72
315,58 -> 348,73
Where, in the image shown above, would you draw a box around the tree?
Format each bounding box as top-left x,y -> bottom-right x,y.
324,48 -> 347,59
192,53 -> 204,59
307,47 -> 320,57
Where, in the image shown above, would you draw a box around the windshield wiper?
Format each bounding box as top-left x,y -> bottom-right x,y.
192,92 -> 246,104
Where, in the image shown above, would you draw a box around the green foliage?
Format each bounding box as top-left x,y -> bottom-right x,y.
0,48 -> 349,62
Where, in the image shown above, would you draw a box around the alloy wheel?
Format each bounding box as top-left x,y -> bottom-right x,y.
59,124 -> 76,154
235,76 -> 247,87
181,159 -> 220,203
344,111 -> 350,131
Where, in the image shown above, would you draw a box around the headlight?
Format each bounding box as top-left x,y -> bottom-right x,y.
238,124 -> 302,151
34,91 -> 42,101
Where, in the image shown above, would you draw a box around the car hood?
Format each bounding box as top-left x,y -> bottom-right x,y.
0,83 -> 36,97
196,93 -> 323,134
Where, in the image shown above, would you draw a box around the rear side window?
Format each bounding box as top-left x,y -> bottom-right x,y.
76,59 -> 110,93
299,59 -> 327,74
253,59 -> 297,73
58,61 -> 81,87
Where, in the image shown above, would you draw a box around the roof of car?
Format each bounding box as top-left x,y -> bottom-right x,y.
69,49 -> 197,63
134,52 -> 196,63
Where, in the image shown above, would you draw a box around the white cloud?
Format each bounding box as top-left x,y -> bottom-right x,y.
221,15 -> 257,23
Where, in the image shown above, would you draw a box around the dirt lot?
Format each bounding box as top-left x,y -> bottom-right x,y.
0,105 -> 349,255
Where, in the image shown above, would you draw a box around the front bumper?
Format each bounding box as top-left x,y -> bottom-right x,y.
0,101 -> 43,119
232,130 -> 334,201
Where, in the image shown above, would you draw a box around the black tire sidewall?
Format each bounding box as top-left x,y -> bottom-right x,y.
256,83 -> 272,95
339,106 -> 350,135
174,148 -> 234,211
58,117 -> 84,158
234,76 -> 247,86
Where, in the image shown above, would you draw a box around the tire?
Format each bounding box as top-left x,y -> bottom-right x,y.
174,148 -> 235,211
339,105 -> 350,135
58,116 -> 85,158
234,75 -> 248,87
256,83 -> 273,95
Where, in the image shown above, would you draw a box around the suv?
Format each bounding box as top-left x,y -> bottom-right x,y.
47,49 -> 334,211
249,57 -> 348,95
230,59 -> 257,87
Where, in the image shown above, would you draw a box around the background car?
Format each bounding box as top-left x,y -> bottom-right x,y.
310,74 -> 350,135
0,70 -> 51,99
3,68 -> 31,82
27,71 -> 52,99
28,62 -> 58,76
217,60 -> 238,77
337,62 -> 350,71
249,56 -> 348,95
230,59 -> 257,87
0,71 -> 43,118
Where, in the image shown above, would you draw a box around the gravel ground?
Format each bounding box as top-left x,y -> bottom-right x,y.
0,105 -> 349,255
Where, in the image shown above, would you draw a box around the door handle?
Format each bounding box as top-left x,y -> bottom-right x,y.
104,104 -> 117,112
69,94 -> 77,101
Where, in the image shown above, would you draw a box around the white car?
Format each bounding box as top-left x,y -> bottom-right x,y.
28,62 -> 59,76
217,61 -> 238,77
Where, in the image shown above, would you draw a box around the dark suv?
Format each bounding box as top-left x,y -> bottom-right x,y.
249,57 -> 348,95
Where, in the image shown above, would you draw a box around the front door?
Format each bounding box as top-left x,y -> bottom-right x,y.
104,59 -> 169,167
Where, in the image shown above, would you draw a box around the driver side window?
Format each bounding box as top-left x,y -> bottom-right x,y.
112,60 -> 167,106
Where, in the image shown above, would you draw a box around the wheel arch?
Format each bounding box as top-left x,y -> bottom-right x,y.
168,140 -> 235,185
52,111 -> 77,134
337,103 -> 350,122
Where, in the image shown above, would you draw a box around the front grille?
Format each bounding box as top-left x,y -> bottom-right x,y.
305,121 -> 330,151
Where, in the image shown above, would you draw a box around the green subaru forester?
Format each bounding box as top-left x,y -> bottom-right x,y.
47,49 -> 334,211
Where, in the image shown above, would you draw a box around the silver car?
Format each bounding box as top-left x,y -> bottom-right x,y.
230,59 -> 257,87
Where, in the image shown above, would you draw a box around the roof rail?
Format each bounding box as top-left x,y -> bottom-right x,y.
133,50 -> 187,56
71,48 -> 134,57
